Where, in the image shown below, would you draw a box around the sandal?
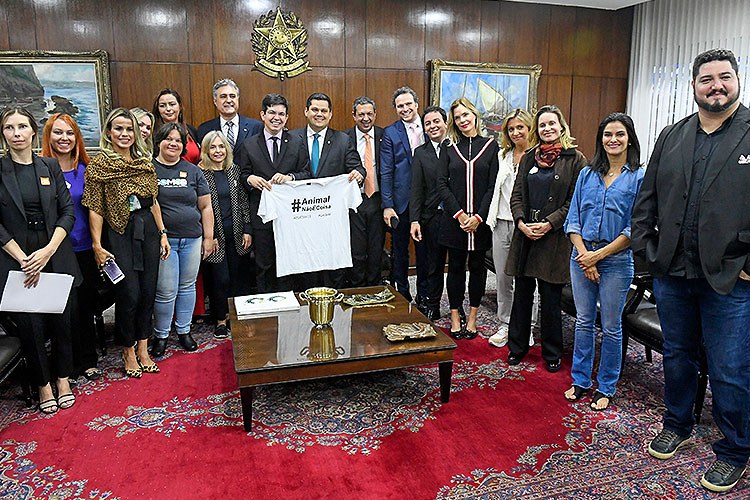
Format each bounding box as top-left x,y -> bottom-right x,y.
463,328 -> 478,340
39,398 -> 59,414
564,385 -> 589,401
83,367 -> 102,381
590,390 -> 612,411
57,392 -> 76,410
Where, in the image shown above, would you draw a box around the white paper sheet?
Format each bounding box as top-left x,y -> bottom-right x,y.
0,271 -> 74,314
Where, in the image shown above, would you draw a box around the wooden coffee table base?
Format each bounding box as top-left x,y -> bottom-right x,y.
231,286 -> 457,433
239,357 -> 454,432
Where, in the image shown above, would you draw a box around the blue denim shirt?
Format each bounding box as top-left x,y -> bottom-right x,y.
564,165 -> 645,243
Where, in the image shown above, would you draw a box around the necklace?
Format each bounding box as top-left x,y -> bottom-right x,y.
608,171 -> 615,177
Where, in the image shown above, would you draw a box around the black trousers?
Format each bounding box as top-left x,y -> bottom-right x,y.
349,193 -> 386,287
204,231 -> 255,320
508,276 -> 563,361
422,212 -> 447,310
107,209 -> 160,347
253,228 -> 291,293
70,249 -> 99,374
446,247 -> 486,309
292,268 -> 346,292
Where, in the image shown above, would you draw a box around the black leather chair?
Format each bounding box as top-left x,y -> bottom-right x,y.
621,271 -> 709,423
0,317 -> 33,406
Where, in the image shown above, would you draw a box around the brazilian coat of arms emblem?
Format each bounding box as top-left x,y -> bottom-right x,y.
252,7 -> 310,80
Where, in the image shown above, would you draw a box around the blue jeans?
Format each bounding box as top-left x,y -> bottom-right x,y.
570,245 -> 633,397
153,237 -> 202,338
653,276 -> 750,467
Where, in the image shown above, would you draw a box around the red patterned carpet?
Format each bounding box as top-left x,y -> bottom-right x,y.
0,293 -> 747,499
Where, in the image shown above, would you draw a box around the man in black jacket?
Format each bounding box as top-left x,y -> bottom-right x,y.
632,48 -> 750,493
237,93 -> 310,292
347,96 -> 385,287
409,106 -> 448,319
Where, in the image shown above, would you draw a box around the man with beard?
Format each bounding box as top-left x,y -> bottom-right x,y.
632,48 -> 750,493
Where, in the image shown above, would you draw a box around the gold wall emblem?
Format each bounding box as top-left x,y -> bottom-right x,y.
252,7 -> 310,80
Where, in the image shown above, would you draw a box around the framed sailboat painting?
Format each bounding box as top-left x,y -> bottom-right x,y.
429,60 -> 541,139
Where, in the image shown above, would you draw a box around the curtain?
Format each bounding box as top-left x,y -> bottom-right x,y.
627,0 -> 750,163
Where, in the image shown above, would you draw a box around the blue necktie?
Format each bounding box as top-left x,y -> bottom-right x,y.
311,133 -> 320,176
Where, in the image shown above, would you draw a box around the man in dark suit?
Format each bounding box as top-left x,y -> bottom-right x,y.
197,78 -> 263,156
237,93 -> 310,293
380,86 -> 428,303
409,106 -> 448,319
290,92 -> 363,289
632,48 -> 750,493
347,96 -> 385,287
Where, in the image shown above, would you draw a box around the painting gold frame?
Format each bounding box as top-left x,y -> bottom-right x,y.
0,49 -> 111,151
430,60 -> 541,136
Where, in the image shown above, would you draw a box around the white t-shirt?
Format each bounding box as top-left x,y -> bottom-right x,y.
258,174 -> 362,276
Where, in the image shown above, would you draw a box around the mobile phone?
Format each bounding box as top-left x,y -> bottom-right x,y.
102,258 -> 125,284
390,215 -> 399,230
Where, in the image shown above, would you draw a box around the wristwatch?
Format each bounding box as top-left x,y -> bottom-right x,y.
158,228 -> 168,235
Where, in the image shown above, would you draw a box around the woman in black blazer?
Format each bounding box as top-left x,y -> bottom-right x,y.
0,107 -> 82,413
437,97 -> 499,340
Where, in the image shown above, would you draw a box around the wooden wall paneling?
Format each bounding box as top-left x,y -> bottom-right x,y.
212,0 -> 278,65
599,78 -> 628,115
187,63 -> 215,127
424,0 -> 482,63
213,65 -> 283,124
0,4 -> 10,50
33,1 -> 114,52
366,0 -> 425,69
573,7 -> 633,79
343,0 -> 367,68
546,5 -> 576,76
111,1 -> 189,62
479,0 -> 501,62
109,62 -> 192,114
284,0 -> 346,69
280,67 -> 347,130
186,0 -> 213,63
570,75 -> 606,158
344,68 -> 367,128
496,1 -> 550,67
365,69 -> 427,127
6,1 -> 36,50
539,74 -> 573,118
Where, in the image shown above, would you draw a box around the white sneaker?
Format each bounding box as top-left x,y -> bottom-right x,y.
489,326 -> 509,348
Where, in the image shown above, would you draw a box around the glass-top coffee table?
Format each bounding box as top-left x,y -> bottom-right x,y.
230,286 -> 457,431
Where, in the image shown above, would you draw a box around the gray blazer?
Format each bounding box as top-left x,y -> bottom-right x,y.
632,104 -> 750,294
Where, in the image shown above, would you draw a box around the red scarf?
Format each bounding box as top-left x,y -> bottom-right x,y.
535,142 -> 562,168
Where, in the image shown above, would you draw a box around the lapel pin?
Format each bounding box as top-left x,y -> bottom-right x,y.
40,176 -> 51,186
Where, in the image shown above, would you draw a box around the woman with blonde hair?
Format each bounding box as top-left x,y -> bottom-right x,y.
486,109 -> 537,348
199,131 -> 253,338
505,105 -> 586,372
83,107 -> 170,377
41,113 -> 102,381
131,107 -> 155,156
437,97 -> 499,339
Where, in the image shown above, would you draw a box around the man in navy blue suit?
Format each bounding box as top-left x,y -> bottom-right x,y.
380,86 -> 428,304
197,79 -> 263,156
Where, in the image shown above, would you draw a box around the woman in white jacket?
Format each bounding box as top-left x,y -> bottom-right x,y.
487,109 -> 536,348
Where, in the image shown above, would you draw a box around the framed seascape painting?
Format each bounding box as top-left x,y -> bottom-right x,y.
430,60 -> 541,140
0,50 -> 111,151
